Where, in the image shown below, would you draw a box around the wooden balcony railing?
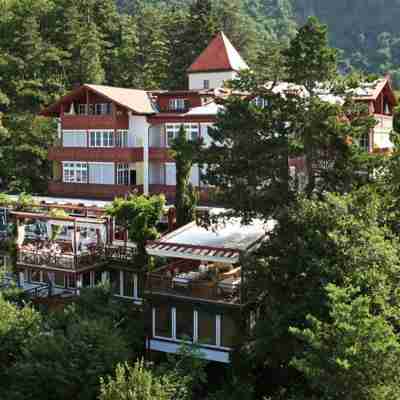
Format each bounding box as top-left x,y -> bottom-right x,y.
48,181 -> 143,199
17,247 -> 105,271
17,243 -> 140,272
147,268 -> 241,304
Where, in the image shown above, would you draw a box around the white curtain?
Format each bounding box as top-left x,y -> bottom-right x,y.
16,225 -> 25,246
63,131 -> 87,147
190,164 -> 200,186
165,162 -> 176,186
89,163 -> 115,185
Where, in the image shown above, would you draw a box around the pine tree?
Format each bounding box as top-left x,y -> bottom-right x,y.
170,125 -> 202,228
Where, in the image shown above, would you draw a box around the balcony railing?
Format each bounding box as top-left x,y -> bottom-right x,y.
146,261 -> 242,304
17,243 -> 140,272
17,247 -> 105,271
48,181 -> 143,200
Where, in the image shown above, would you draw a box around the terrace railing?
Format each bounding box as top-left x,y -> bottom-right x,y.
17,247 -> 105,271
147,269 -> 241,304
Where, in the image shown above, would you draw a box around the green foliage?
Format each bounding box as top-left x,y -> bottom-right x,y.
0,286 -> 140,400
0,294 -> 41,370
170,125 -> 202,227
291,284 -> 400,400
244,188 -> 400,397
4,318 -> 131,400
284,16 -> 338,94
106,194 -> 165,264
99,360 -> 178,400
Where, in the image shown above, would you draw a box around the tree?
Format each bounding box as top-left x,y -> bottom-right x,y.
203,80 -> 299,221
170,125 -> 202,227
99,360 -> 178,400
291,284 -> 400,400
106,194 -> 165,265
3,317 -> 131,400
284,16 -> 338,96
243,189 -> 400,398
0,295 -> 41,372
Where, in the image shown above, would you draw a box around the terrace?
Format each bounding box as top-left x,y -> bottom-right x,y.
147,259 -> 242,304
146,216 -> 272,305
13,211 -> 109,272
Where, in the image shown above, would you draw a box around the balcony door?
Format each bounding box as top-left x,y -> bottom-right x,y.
165,163 -> 176,186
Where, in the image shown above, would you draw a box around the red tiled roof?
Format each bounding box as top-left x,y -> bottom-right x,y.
40,84 -> 156,116
187,32 -> 249,73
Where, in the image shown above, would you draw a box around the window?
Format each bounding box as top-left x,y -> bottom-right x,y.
78,104 -> 87,115
115,130 -> 128,148
165,124 -> 200,146
88,163 -> 115,185
176,306 -> 194,341
123,271 -> 138,298
186,124 -> 199,141
30,269 -> 41,283
117,163 -> 129,185
63,162 -> 88,184
220,314 -> 236,348
169,98 -> 188,111
155,305 -> 172,338
82,272 -> 91,288
197,310 -> 216,345
89,131 -> 114,148
63,131 -> 87,147
203,80 -> 210,89
66,274 -> 76,289
359,133 -> 370,152
54,271 -> 65,288
109,269 -> 120,295
253,97 -> 268,108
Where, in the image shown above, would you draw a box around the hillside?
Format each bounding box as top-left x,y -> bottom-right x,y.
117,0 -> 400,82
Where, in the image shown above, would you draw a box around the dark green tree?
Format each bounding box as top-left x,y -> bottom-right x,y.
291,284 -> 400,400
170,125 -> 202,227
243,188 -> 400,398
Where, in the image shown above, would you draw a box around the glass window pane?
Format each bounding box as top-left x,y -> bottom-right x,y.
67,274 -> 76,288
198,311 -> 216,345
54,271 -> 65,287
155,305 -> 172,338
221,314 -> 237,348
176,306 -> 193,341
109,269 -> 120,295
123,271 -> 135,298
82,272 -> 91,288
30,269 -> 41,283
94,271 -> 102,285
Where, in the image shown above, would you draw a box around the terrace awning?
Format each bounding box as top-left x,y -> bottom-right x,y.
146,218 -> 274,263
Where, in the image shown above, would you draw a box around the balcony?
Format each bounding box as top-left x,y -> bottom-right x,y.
61,114 -> 128,130
17,245 -> 104,272
48,181 -> 143,200
48,147 -> 144,162
146,260 -> 242,305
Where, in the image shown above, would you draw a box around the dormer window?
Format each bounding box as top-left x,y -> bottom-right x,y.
384,100 -> 390,115
203,80 -> 210,89
169,98 -> 189,112
253,97 -> 268,108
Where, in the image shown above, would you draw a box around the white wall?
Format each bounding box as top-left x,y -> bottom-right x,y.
188,71 -> 237,90
149,162 -> 164,185
129,114 -> 151,147
130,115 -> 151,194
149,125 -> 162,147
374,115 -> 394,149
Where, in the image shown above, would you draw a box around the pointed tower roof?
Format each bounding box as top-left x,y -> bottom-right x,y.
187,32 -> 249,73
